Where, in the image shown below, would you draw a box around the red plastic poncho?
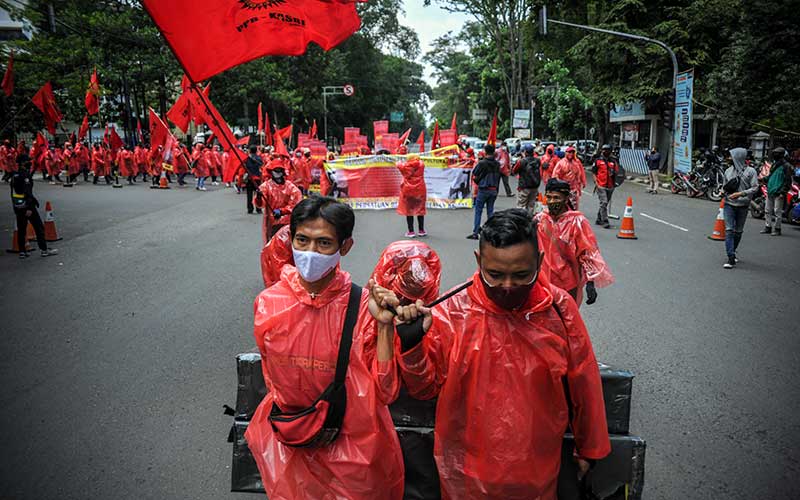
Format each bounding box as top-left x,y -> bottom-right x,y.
535,211 -> 614,303
396,157 -> 427,216
192,147 -> 209,177
540,145 -> 556,184
246,267 -> 405,500
260,225 -> 294,289
397,269 -> 610,499
254,179 -> 303,243
91,149 -> 106,176
552,156 -> 586,208
75,144 -> 90,169
291,156 -> 311,191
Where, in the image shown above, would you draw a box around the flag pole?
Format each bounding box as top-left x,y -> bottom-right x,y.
0,99 -> 31,136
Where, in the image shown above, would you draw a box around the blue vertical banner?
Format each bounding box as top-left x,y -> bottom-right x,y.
673,69 -> 694,173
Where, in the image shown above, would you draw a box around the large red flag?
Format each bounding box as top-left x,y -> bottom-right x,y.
31,82 -> 63,135
85,68 -> 100,115
450,112 -> 457,133
148,108 -> 170,149
257,102 -> 263,134
2,52 -> 13,97
78,114 -> 89,142
191,84 -> 211,126
167,92 -> 192,132
416,130 -> 425,153
431,121 -> 440,149
487,109 -> 498,146
310,120 -> 318,139
141,0 -> 361,82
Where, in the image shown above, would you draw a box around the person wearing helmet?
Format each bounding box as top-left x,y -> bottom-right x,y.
511,143 -> 541,211
10,153 -> 58,259
391,209 -> 610,499
396,149 -> 428,237
536,179 -> 614,305
552,146 -> 586,209
761,147 -> 793,236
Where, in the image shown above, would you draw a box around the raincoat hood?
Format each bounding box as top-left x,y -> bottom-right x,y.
372,240 -> 441,304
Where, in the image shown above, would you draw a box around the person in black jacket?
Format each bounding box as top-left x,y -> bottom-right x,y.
467,144 -> 501,239
512,144 -> 541,211
10,154 -> 58,259
245,145 -> 264,215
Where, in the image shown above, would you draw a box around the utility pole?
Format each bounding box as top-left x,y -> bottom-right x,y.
539,7 -> 679,174
321,85 -> 354,147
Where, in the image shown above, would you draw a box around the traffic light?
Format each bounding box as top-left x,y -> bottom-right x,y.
661,90 -> 674,130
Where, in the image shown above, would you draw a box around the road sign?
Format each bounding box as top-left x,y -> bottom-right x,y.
343,84 -> 354,96
513,128 -> 531,139
472,108 -> 488,121
390,111 -> 404,123
513,109 -> 530,128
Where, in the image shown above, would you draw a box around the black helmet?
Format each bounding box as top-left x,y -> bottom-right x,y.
601,144 -> 612,150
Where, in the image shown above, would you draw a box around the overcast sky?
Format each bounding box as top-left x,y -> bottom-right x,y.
398,0 -> 471,87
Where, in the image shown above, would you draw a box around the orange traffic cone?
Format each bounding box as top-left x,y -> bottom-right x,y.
707,199 -> 726,241
158,171 -> 170,189
43,201 -> 63,242
25,219 -> 36,241
7,220 -> 33,253
534,192 -> 545,214
616,197 -> 638,239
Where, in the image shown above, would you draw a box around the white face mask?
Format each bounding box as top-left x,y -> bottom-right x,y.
292,247 -> 341,283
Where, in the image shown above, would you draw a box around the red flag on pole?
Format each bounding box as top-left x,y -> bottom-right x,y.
431,121 -> 440,149
185,85 -> 239,155
236,135 -> 250,146
416,130 -> 425,153
275,125 -> 292,142
205,131 -> 215,145
487,109 -> 498,146
31,82 -> 63,135
398,128 -> 412,146
78,114 -> 89,142
450,112 -> 457,133
141,0 -> 361,82
85,68 -> 100,115
167,92 -> 192,133
310,120 -> 318,140
191,84 -> 211,127
257,102 -> 263,134
148,107 -> 170,149
109,126 -> 124,153
137,119 -> 144,144
2,51 -> 13,97
103,124 -> 109,146
264,111 -> 273,147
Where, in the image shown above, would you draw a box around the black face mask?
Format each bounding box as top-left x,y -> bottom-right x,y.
547,200 -> 566,216
272,173 -> 286,185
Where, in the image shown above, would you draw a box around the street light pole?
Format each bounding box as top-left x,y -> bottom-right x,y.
544,15 -> 679,175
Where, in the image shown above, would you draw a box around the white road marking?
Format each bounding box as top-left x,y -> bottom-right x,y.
640,213 -> 689,232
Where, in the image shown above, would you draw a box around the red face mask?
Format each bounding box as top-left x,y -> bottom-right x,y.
479,268 -> 539,311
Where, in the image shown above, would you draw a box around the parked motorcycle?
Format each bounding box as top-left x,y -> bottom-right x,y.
678,159 -> 725,201
750,178 -> 800,224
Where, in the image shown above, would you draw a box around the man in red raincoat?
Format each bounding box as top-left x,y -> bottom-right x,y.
552,146 -> 586,210
134,145 -> 148,182
91,144 -> 111,185
75,141 -> 91,182
118,146 -> 136,184
535,179 -> 614,305
396,146 -> 427,238
245,196 -> 405,500
192,143 -> 209,191
392,208 -> 610,499
254,161 -> 303,242
291,149 -> 311,195
540,144 -> 557,185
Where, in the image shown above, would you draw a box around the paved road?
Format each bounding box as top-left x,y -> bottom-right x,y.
1,175 -> 798,499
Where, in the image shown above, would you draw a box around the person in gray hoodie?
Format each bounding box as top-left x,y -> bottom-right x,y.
721,147 -> 759,269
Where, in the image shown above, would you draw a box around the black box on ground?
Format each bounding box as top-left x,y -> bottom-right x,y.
235,352 -> 267,421
557,433 -> 646,500
229,420 -> 264,493
387,362 -> 633,434
598,362 -> 633,435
